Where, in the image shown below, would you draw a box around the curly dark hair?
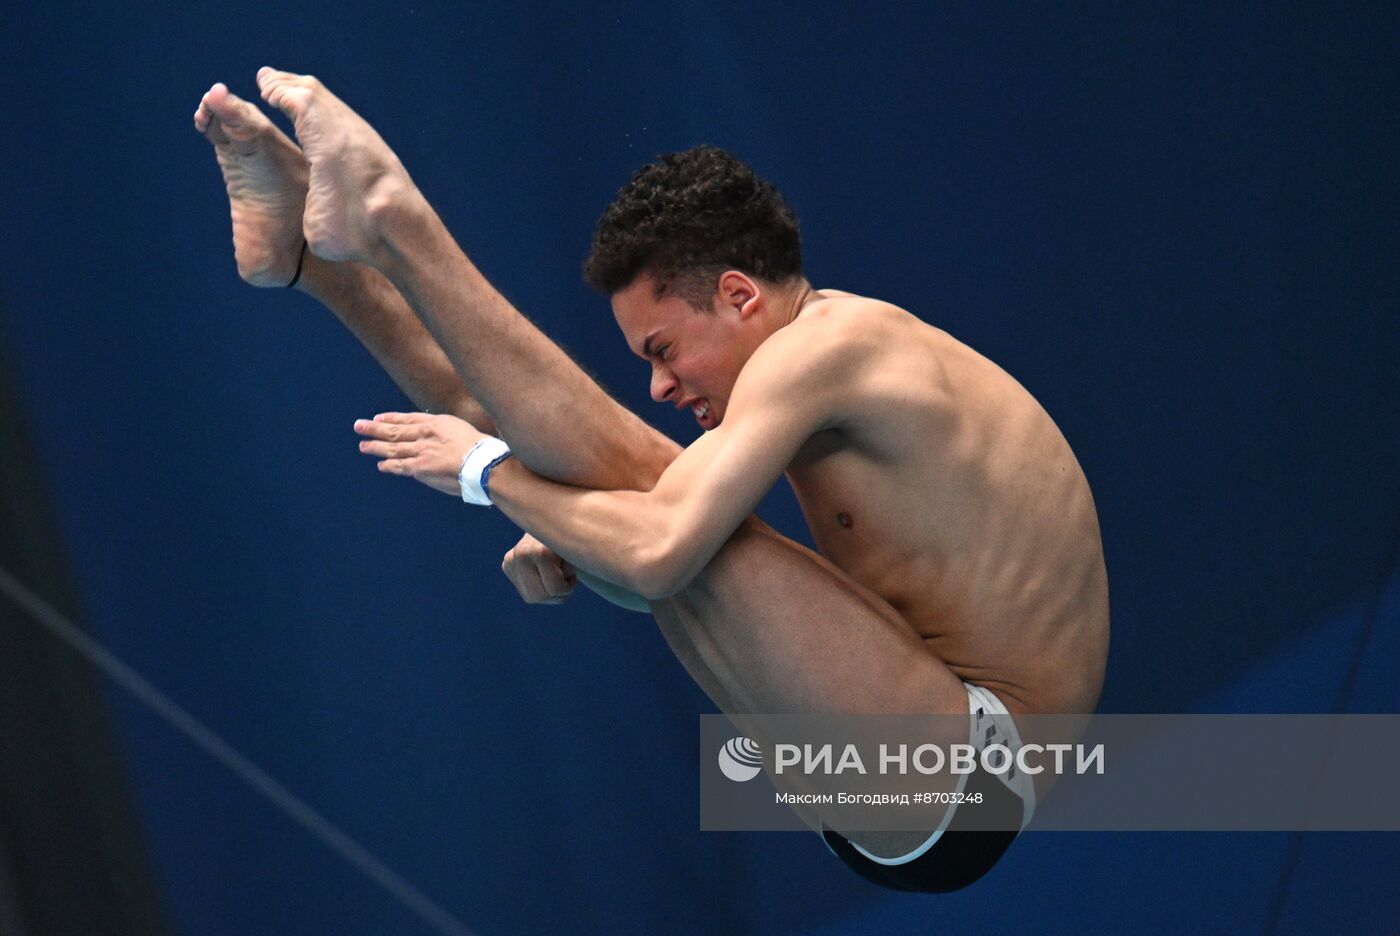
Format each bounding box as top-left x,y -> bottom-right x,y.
582,145 -> 803,306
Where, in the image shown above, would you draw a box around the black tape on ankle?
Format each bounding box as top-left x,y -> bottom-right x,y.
286,240 -> 308,289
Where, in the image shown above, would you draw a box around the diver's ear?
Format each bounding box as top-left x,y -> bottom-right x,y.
717,270 -> 761,318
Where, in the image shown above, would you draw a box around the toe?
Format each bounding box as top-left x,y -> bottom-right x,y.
256,66 -> 300,91
194,97 -> 209,125
256,67 -> 282,100
206,84 -> 263,132
195,101 -> 229,144
256,66 -> 322,99
260,81 -> 313,119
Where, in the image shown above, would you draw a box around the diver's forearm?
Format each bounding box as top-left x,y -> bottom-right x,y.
487,460 -> 680,599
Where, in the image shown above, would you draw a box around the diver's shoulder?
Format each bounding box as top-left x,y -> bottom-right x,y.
753,293 -> 892,376
798,290 -> 928,341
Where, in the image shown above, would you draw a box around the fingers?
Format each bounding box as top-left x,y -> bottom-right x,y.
354,417 -> 424,442
374,412 -> 434,424
358,438 -> 418,459
536,556 -> 576,598
355,412 -> 470,497
502,545 -> 576,605
354,417 -> 429,466
355,413 -> 424,458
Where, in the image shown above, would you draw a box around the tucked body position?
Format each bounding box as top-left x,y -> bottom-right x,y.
195,68 -> 1109,891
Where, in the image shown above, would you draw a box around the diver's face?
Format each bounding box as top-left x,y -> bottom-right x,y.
612,274 -> 751,430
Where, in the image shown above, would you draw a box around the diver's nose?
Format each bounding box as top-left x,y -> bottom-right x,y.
651,366 -> 678,403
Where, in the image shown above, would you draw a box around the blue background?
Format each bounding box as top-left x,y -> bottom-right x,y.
2,2 -> 1397,933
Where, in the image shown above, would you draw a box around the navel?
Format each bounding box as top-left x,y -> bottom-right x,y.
837,512 -> 854,529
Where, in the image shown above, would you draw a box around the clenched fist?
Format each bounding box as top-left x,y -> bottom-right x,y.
501,533 -> 577,605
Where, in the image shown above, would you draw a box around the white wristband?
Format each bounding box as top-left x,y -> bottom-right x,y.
458,436 -> 512,506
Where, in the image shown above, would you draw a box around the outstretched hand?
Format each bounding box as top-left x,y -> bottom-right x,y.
354,411 -> 489,496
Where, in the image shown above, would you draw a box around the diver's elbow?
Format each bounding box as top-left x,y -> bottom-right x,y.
629,540 -> 698,601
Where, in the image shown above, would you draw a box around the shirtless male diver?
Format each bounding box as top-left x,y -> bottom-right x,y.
194,67 -> 1108,893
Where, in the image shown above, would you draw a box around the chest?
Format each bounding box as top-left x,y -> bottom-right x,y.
785,430 -> 912,571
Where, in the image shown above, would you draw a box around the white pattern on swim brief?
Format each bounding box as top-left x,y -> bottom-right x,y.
843,681 -> 1037,866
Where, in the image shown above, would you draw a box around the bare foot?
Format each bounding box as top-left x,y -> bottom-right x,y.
255,67 -> 418,265
194,83 -> 309,287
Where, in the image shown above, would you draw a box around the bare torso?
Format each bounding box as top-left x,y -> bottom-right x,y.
784,291 -> 1109,718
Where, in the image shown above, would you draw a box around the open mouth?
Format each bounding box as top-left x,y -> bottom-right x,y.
688,399 -> 719,429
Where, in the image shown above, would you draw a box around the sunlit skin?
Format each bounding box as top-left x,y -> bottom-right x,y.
200,68 -> 1109,858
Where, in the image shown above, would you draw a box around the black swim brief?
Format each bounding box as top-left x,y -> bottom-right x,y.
821,762 -> 1024,892
821,682 -> 1035,893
